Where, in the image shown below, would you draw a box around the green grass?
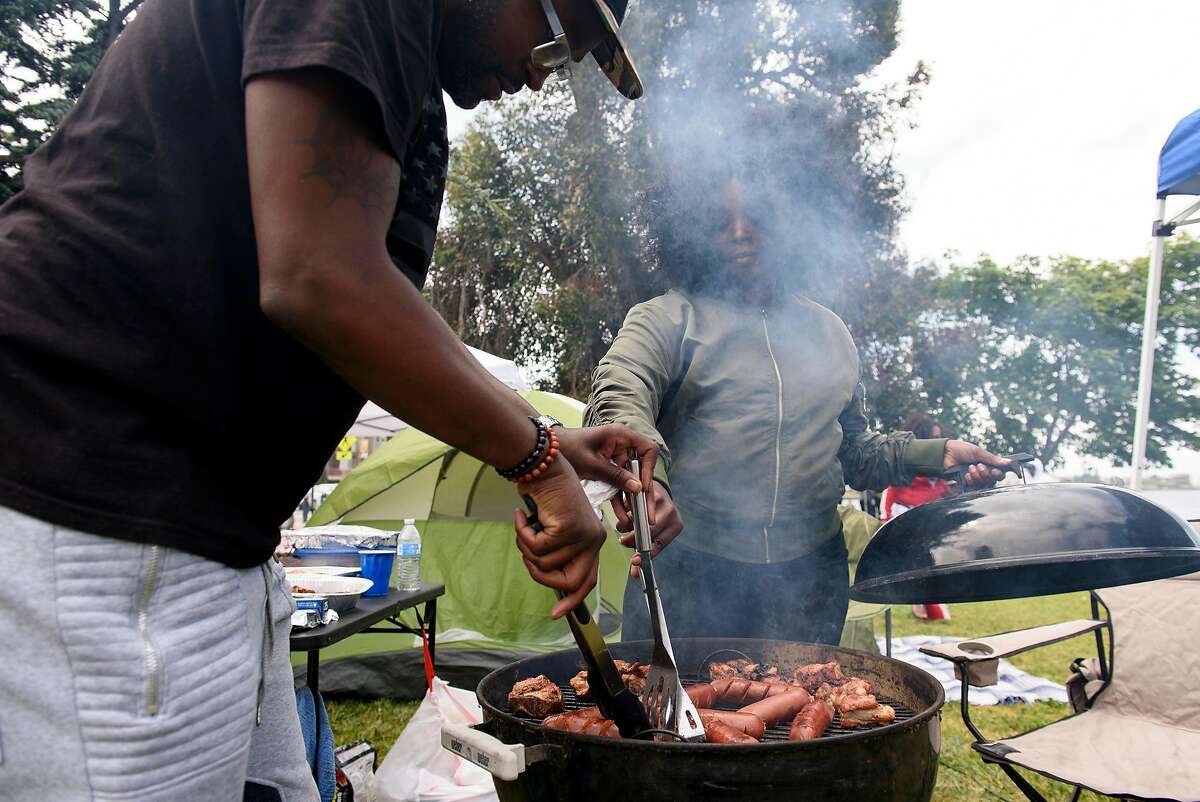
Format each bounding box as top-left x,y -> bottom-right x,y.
327,592 -> 1108,800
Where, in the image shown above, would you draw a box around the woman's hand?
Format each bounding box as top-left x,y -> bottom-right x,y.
514,457 -> 607,619
556,424 -> 659,507
943,440 -> 1010,488
610,480 -> 684,578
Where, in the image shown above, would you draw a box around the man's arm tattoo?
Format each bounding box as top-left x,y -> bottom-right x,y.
299,103 -> 396,214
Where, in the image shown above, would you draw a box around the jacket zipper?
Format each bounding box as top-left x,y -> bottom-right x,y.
138,545 -> 163,716
761,310 -> 783,563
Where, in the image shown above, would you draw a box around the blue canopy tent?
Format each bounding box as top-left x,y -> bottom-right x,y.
1132,108 -> 1200,488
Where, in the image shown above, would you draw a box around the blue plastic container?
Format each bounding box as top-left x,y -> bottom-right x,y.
358,549 -> 395,597
292,546 -> 361,569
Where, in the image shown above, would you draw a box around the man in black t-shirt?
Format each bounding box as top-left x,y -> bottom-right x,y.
0,1 -> 655,799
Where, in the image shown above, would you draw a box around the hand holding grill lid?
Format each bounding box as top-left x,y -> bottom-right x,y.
939,441 -> 1016,490
942,450 -> 1032,493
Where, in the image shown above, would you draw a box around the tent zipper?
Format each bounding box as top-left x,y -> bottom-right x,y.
138,544 -> 163,716
762,309 -> 783,564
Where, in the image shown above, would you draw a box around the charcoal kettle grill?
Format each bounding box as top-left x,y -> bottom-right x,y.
443,637 -> 944,802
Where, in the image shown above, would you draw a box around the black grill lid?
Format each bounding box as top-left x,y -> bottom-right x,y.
851,483 -> 1200,604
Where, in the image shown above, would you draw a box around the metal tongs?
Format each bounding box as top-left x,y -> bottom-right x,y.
627,450 -> 705,742
521,495 -> 651,738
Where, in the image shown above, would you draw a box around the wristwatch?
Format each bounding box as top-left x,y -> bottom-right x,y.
533,414 -> 563,430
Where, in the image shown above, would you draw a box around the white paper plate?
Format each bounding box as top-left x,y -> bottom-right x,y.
285,565 -> 361,577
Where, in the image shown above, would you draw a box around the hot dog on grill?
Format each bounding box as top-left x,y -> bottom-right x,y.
789,699 -> 834,741
736,687 -> 812,726
710,676 -> 792,706
542,707 -> 620,738
701,717 -> 758,744
686,683 -> 718,709
698,709 -> 767,739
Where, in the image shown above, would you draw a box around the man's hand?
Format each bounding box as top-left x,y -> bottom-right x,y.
610,480 -> 684,578
514,458 -> 606,619
943,440 -> 1010,488
556,424 -> 659,520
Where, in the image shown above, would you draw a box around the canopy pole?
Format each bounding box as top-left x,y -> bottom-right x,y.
1131,197 -> 1169,490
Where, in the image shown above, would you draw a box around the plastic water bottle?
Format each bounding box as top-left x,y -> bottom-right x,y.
396,518 -> 422,591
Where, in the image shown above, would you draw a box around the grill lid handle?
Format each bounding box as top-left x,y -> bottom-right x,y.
442,721 -> 559,781
942,451 -> 1036,490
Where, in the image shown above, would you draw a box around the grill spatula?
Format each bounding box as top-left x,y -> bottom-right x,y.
626,452 -> 705,742
520,495 -> 651,738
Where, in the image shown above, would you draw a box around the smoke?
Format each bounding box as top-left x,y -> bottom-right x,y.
624,0 -> 905,306
599,1 -> 916,641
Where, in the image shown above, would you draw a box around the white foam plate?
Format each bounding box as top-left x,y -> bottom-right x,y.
285,565 -> 361,577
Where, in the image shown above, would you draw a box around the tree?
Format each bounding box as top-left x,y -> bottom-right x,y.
0,0 -> 143,200
915,236 -> 1200,468
429,0 -> 928,406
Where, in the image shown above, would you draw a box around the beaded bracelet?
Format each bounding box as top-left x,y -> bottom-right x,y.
497,417 -> 560,483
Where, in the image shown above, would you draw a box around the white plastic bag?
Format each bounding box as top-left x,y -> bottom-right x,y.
370,678 -> 498,802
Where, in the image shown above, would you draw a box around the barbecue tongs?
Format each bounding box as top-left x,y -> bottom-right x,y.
521,495 -> 651,738
626,451 -> 705,742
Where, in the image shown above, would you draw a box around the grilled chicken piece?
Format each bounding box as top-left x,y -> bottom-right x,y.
815,677 -> 877,712
569,670 -> 590,699
758,664 -> 783,682
840,704 -> 896,728
620,661 -> 649,695
708,659 -> 757,681
813,675 -> 894,728
791,661 -> 846,693
508,675 -> 564,718
708,659 -> 783,683
569,661 -> 650,701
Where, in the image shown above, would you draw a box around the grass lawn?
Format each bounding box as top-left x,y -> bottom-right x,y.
327,592 -> 1109,801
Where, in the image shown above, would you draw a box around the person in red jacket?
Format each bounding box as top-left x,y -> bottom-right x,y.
881,414 -> 952,620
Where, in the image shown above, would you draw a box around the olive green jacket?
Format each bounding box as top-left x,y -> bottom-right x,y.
583,289 -> 946,564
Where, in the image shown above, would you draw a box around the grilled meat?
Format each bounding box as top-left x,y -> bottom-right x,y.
814,675 -> 894,728
567,661 -> 648,701
543,707 -> 620,738
508,675 -> 564,718
816,677 -> 877,713
569,671 -> 590,698
708,658 -> 783,682
711,676 -> 793,706
620,661 -> 649,695
702,716 -> 758,744
789,699 -> 835,741
792,661 -> 845,693
840,704 -> 896,728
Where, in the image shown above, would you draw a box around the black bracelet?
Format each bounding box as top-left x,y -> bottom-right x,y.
497,418 -> 551,481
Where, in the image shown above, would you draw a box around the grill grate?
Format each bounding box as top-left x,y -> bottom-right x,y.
517,675 -> 915,742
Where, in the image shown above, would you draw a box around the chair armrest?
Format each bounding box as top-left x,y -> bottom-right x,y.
919,619 -> 1106,663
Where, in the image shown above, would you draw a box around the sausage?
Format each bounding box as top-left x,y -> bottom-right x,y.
711,676 -> 792,706
701,717 -> 758,744
686,683 -> 718,709
542,708 -> 620,738
699,709 -> 767,739
737,687 -> 812,725
789,699 -> 834,741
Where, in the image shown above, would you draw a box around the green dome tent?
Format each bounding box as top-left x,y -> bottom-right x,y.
300,390 -> 630,698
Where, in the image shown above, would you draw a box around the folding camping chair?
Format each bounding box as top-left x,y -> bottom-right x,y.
922,573 -> 1200,801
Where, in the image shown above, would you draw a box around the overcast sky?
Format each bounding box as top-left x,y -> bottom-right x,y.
877,0 -> 1200,267
445,1 -> 1200,479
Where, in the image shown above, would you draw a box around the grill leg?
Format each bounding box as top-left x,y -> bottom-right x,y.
884,608 -> 893,658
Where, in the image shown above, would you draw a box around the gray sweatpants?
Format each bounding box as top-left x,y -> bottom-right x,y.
0,505 -> 318,802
